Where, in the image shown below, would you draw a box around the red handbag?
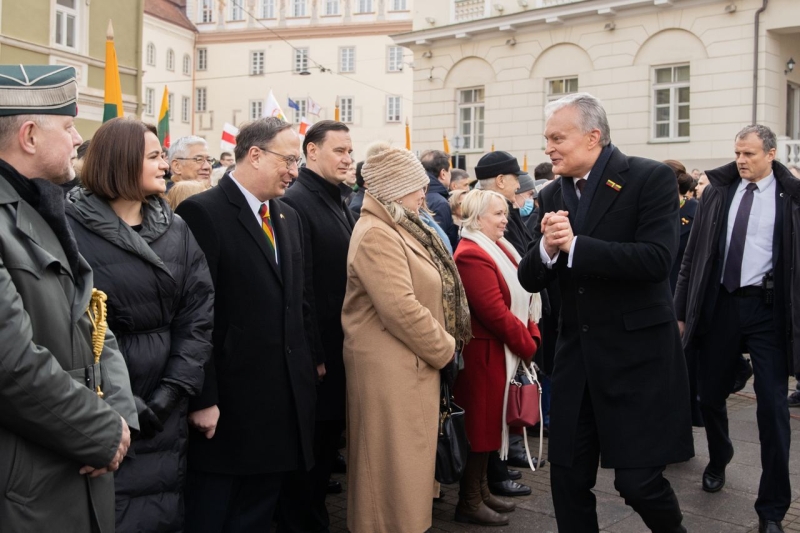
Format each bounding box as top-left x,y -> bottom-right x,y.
505,360 -> 544,471
506,365 -> 541,427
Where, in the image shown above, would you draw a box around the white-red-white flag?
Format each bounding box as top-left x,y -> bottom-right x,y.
307,97 -> 321,116
221,123 -> 239,151
298,117 -> 311,137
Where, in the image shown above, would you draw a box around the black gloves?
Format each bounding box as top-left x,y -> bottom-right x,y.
148,383 -> 183,424
134,395 -> 164,440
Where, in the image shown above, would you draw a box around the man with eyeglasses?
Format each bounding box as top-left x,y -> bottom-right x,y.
168,136 -> 214,190
176,118 -> 317,533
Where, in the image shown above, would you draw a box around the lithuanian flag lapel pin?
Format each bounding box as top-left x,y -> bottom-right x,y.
605,180 -> 622,192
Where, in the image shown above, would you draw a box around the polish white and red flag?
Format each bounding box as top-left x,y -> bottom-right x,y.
307,97 -> 321,116
221,123 -> 239,151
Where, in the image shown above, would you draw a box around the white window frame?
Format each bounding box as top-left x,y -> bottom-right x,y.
356,0 -> 372,13
197,48 -> 207,71
250,50 -> 265,75
54,0 -> 80,51
145,87 -> 155,116
293,48 -> 308,74
291,0 -> 306,17
339,47 -> 355,73
199,0 -> 214,23
168,93 -> 175,122
183,54 -> 191,76
260,0 -> 275,18
291,98 -> 307,124
166,49 -> 175,71
230,0 -> 244,20
391,0 -> 407,10
325,0 -> 339,15
196,87 -> 207,113
182,96 -> 191,123
250,100 -> 263,120
652,64 -> 690,141
146,42 -> 156,67
339,97 -> 354,123
457,87 -> 485,151
386,96 -> 401,123
387,46 -> 403,72
546,76 -> 578,102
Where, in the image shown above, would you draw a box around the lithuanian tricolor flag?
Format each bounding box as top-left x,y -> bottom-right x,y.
158,87 -> 170,148
103,20 -> 123,122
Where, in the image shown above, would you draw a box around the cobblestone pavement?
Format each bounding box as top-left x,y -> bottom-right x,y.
323,376 -> 800,532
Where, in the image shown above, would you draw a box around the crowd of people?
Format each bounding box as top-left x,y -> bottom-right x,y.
2,63 -> 799,533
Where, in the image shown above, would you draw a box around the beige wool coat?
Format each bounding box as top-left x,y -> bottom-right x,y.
342,193 -> 456,533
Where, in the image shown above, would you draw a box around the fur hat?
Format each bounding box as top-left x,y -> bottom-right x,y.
362,143 -> 429,202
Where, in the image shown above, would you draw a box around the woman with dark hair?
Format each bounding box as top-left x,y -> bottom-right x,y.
66,117 -> 214,533
664,159 -> 698,293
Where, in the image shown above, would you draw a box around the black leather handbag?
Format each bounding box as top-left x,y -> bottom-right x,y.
435,381 -> 470,484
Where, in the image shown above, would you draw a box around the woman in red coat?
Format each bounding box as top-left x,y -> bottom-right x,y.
453,190 -> 541,527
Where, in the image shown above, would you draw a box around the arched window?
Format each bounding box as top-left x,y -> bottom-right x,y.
166,48 -> 175,71
146,42 -> 156,66
183,54 -> 191,75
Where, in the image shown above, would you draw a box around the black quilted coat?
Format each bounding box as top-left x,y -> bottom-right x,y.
67,189 -> 214,533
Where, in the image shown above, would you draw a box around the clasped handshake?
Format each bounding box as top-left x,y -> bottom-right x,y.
541,211 -> 574,259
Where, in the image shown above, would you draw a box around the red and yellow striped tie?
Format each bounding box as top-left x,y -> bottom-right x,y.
259,203 -> 276,255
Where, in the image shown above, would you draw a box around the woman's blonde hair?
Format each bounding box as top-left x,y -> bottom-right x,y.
449,189 -> 468,218
460,189 -> 508,232
166,180 -> 207,210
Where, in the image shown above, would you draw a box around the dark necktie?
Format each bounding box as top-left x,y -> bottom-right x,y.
576,178 -> 587,198
722,182 -> 758,292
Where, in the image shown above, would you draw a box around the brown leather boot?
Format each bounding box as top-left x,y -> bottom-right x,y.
455,452 -> 510,526
479,453 -> 516,514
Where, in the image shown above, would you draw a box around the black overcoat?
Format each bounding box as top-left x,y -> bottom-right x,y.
176,175 -> 317,475
518,147 -> 694,469
282,168 -> 354,421
675,160 -> 800,373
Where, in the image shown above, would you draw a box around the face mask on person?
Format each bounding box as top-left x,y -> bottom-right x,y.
520,198 -> 534,216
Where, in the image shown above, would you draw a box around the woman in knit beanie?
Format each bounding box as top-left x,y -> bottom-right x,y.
341,142 -> 471,533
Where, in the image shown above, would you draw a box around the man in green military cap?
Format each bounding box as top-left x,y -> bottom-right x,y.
0,65 -> 138,532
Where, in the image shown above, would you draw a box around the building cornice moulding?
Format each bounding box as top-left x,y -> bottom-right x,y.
0,35 -> 139,76
196,20 -> 413,44
144,13 -> 198,38
394,0 -> 725,46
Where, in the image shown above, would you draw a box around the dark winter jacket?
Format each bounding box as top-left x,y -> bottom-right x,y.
504,200 -> 534,256
67,189 -> 214,533
675,160 -> 800,373
349,188 -> 366,222
669,197 -> 697,293
426,172 -> 459,250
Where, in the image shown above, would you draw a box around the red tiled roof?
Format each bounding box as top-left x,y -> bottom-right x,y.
145,0 -> 197,33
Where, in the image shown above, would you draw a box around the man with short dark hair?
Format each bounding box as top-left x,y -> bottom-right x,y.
676,124 -> 800,533
177,117 -> 317,533
421,149 -> 459,249
534,161 -> 555,181
348,161 -> 366,221
519,93 -> 692,532
218,151 -> 234,168
449,168 -> 474,191
279,119 -> 354,532
0,64 -> 136,533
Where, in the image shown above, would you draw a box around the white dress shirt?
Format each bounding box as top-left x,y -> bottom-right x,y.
539,172 -> 589,268
721,172 -> 775,287
229,172 -> 279,260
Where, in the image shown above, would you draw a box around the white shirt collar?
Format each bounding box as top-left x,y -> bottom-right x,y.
738,172 -> 775,193
229,171 -> 266,222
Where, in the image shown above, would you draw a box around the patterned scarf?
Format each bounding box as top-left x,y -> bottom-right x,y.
397,209 -> 472,350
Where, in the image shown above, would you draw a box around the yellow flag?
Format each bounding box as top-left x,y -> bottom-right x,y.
103,20 -> 124,122
491,142 -> 495,152
443,131 -> 450,154
334,103 -> 340,122
405,118 -> 411,150
523,153 -> 528,172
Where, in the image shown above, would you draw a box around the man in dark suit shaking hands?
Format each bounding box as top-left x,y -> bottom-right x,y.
177,118 -> 317,533
518,93 -> 693,533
